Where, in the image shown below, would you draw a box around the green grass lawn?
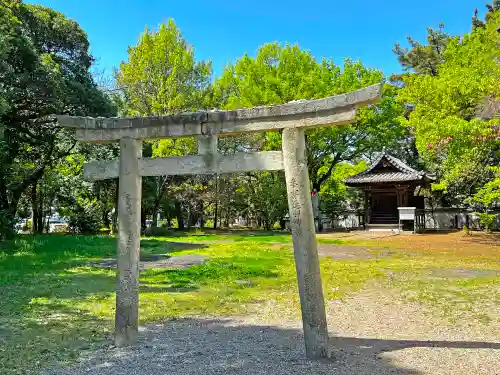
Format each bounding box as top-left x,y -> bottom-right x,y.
0,231 -> 499,374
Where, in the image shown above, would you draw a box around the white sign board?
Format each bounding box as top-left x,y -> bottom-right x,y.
398,207 -> 416,221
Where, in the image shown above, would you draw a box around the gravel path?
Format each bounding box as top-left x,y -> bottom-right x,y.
43,287 -> 500,375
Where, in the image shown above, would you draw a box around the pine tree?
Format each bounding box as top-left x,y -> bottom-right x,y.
473,0 -> 500,28
392,25 -> 451,78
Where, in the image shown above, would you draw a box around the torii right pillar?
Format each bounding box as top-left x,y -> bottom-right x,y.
282,127 -> 329,358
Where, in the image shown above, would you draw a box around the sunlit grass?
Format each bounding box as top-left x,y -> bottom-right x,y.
1,231 -> 499,374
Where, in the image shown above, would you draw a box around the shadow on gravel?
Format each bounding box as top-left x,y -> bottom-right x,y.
42,318 -> 500,375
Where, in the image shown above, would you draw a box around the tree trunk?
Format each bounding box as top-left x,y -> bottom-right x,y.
112,179 -> 119,234
31,182 -> 44,235
0,177 -> 9,213
0,177 -> 19,239
44,214 -> 50,234
213,200 -> 218,229
140,207 -> 146,233
213,176 -> 218,229
264,219 -> 272,231
280,218 -> 286,230
36,188 -> 43,234
151,177 -> 167,228
102,208 -> 110,229
175,201 -> 184,230
31,183 -> 38,234
151,205 -> 159,228
196,202 -> 203,228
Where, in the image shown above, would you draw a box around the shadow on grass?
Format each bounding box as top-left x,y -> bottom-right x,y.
149,229 -> 289,236
0,235 -> 117,270
0,267 -> 116,375
143,229 -> 292,244
42,318 -> 500,375
0,234 -> 288,374
139,284 -> 199,293
140,239 -> 208,252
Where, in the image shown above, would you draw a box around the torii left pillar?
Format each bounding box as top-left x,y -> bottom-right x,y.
115,137 -> 142,346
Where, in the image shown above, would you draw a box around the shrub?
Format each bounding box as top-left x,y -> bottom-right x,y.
475,212 -> 498,233
67,204 -> 102,234
22,220 -> 32,232
0,210 -> 16,240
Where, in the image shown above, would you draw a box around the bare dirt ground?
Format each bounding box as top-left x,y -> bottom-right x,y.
319,231 -> 500,255
44,285 -> 500,375
317,244 -> 397,260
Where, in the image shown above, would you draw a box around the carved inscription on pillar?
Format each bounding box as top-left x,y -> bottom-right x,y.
282,128 -> 329,359
115,138 -> 142,347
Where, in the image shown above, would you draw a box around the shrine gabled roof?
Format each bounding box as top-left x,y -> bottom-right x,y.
345,153 -> 433,185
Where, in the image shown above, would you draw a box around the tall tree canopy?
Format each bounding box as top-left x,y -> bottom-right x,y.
0,1 -> 115,238
393,25 -> 452,79
115,19 -> 212,116
397,10 -> 500,207
473,0 -> 500,28
211,42 -> 406,192
115,19 -> 213,228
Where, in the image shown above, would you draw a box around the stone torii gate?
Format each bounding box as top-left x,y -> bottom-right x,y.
58,83 -> 382,359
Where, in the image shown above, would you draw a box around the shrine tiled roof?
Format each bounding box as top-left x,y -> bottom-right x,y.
345,153 -> 433,185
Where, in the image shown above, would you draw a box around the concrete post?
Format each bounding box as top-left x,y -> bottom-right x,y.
281,128 -> 329,359
115,138 -> 142,347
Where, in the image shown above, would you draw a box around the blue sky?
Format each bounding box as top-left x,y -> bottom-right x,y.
29,0 -> 486,79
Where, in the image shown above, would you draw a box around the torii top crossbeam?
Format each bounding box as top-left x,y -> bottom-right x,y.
57,84 -> 382,142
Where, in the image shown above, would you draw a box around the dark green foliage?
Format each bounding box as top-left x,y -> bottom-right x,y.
212,43 -> 406,194
0,210 -> 15,240
67,204 -> 102,234
393,25 -> 451,79
0,1 -> 115,239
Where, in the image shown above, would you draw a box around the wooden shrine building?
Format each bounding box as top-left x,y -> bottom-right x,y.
345,153 -> 434,230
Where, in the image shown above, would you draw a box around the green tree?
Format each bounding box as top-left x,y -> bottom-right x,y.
212,43 -> 404,193
320,161 -> 367,222
116,19 -> 212,116
115,19 -> 212,229
397,10 -> 500,206
0,2 -> 115,239
472,167 -> 500,208
393,25 -> 452,79
473,0 -> 500,28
